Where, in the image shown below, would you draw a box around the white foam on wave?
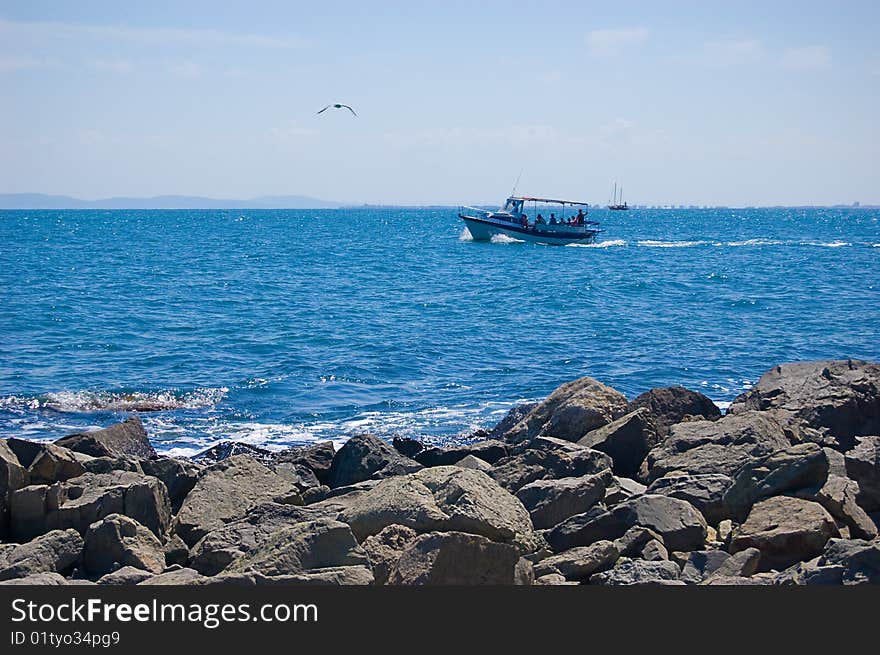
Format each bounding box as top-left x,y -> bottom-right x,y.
800,241 -> 851,248
490,233 -> 525,244
0,387 -> 229,414
458,227 -> 473,241
637,240 -> 708,248
723,239 -> 784,246
567,239 -> 627,248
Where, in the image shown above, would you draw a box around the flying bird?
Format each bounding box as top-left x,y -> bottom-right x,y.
317,103 -> 357,117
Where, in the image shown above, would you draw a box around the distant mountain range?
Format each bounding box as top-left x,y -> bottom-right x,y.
0,193 -> 344,209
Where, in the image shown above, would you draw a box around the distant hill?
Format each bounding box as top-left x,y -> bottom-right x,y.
0,193 -> 344,209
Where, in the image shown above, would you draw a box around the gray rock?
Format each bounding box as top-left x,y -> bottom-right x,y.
192,441 -> 274,466
83,514 -> 166,576
604,477 -> 647,506
679,550 -> 731,584
640,411 -> 794,483
536,573 -> 575,585
163,534 -> 189,567
817,537 -> 880,584
515,470 -> 611,529
97,566 -> 155,585
731,497 -> 839,571
139,457 -> 201,511
415,440 -> 509,467
796,474 -> 878,540
326,434 -> 422,488
338,466 -> 537,551
227,518 -> 369,577
701,574 -> 772,585
639,539 -> 669,561
388,531 -> 520,585
490,437 -> 612,492
627,386 -> 722,436
174,455 -> 299,547
392,437 -> 424,459
0,572 -> 69,585
454,455 -> 494,473
361,524 -> 418,585
589,558 -> 681,585
646,473 -> 732,525
721,443 -> 829,521
272,441 -> 336,485
711,547 -> 762,579
0,529 -> 83,580
138,567 -> 207,585
6,439 -> 85,485
501,377 -> 629,444
488,402 -> 539,440
80,456 -> 143,475
534,540 -> 619,580
9,471 -> 171,541
613,526 -> 665,557
55,417 -> 156,459
845,436 -> 880,512
0,439 -> 30,537
515,557 -> 535,585
729,360 -> 880,450
577,409 -> 658,477
249,566 -> 374,586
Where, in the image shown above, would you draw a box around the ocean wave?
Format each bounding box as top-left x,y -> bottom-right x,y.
490,233 -> 524,244
722,239 -> 784,246
0,388 -> 228,414
637,240 -> 709,248
458,227 -> 473,241
567,239 -> 627,248
799,241 -> 851,248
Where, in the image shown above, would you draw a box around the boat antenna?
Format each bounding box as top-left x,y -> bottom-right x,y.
510,168 -> 524,197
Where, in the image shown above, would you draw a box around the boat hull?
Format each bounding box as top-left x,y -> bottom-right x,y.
461,215 -> 599,246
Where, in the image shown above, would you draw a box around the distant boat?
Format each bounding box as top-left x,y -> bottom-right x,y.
607,182 -> 629,211
459,195 -> 601,245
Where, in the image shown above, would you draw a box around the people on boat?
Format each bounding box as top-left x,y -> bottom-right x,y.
575,209 -> 585,225
549,213 -> 557,225
520,214 -> 528,228
535,213 -> 545,225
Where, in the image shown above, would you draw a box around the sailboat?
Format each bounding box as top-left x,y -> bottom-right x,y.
607,182 -> 629,211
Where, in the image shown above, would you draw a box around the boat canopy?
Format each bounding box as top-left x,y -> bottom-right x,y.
510,196 -> 590,206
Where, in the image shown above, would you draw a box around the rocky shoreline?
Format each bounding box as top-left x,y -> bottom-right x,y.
1,359 -> 879,586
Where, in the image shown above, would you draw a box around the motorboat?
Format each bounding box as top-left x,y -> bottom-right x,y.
459,196 -> 601,245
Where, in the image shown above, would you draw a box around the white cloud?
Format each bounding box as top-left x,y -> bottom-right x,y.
585,28 -> 649,57
780,45 -> 831,71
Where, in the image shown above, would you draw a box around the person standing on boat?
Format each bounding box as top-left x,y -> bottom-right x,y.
576,209 -> 585,225
521,214 -> 528,228
549,213 -> 557,225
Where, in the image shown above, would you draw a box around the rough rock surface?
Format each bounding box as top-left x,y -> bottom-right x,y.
139,457 -> 201,511
589,558 -> 681,585
845,436 -> 880,511
533,540 -> 619,580
0,529 -> 83,580
795,474 -> 878,540
415,440 -> 509,467
55,417 -> 156,459
515,470 -> 611,529
501,377 -> 628,444
326,434 -> 422,488
83,514 -> 166,576
388,531 -> 519,585
490,437 -> 612,492
361,524 -> 418,585
577,409 -> 658,478
627,386 -> 722,435
6,439 -> 85,485
646,473 -> 732,525
273,442 -> 336,485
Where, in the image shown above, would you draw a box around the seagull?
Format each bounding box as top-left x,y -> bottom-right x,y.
316,103 -> 357,117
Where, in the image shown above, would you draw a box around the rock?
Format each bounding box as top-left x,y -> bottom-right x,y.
0,529 -> 83,580
502,378 -> 628,444
83,514 -> 166,576
679,550 -> 731,584
9,471 -> 171,541
604,477 -> 647,506
326,434 -> 422,488
533,540 -> 619,580
272,442 -> 336,485
729,360 -> 880,450
139,457 -> 201,511
515,557 -> 535,585
613,526 -> 665,557
6,439 -> 85,485
55,417 -> 156,459
189,503 -> 336,575
97,566 -> 156,585
640,411 -> 794,483
488,402 -> 539,440
0,440 -> 29,537
388,531 -> 520,585
730,497 -> 839,571
138,567 -> 207,585
192,441 -> 274,466
640,539 -> 669,561
845,436 -> 880,511
362,524 -> 418,585
174,455 -> 299,547
589,558 -> 681,585
227,518 -> 369,577
490,437 -> 613,492
577,409 -> 659,477
0,572 -> 68,585
721,443 -> 829,521
796,475 -> 878,540
415,440 -> 509,467
717,519 -> 734,544
454,455 -> 494,473
163,534 -> 189,567
338,466 -> 536,551
627,386 -> 722,436
80,456 -> 143,475
392,437 -> 424,459
646,473 -> 732,525
817,537 -> 880,584
248,566 -> 375,586
547,494 -> 706,553
273,462 -> 321,493
536,573 -> 574,585
515,470 -> 611,529
701,574 -> 772,585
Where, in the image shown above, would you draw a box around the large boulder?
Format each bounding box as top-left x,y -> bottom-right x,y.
226,518 -> 369,578
515,470 -> 612,530
415,440 -> 509,467
490,436 -> 612,492
533,540 -> 619,580
730,496 -> 839,571
83,514 -> 166,576
589,558 -> 681,585
189,503 -> 335,575
577,409 -> 658,478
1,440 -> 30,537
488,403 -> 540,440
501,377 -> 629,444
795,474 -> 878,540
640,411 -> 794,483
729,360 -> 880,450
192,441 -> 274,466
174,455 -> 299,547
8,471 -> 171,541
326,434 -> 422,488
678,550 -> 732,584
5,439 -> 85,485
817,538 -> 880,584
547,494 -> 707,553
55,417 -> 156,459
387,531 -> 519,585
361,524 -> 418,585
721,443 -> 829,521
845,436 -> 880,512
0,529 -> 83,581
627,386 -> 722,436
138,457 -> 201,512
338,466 -> 536,551
646,473 -> 732,525
273,441 -> 336,485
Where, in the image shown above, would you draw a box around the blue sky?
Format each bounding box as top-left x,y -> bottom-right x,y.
1,1 -> 878,205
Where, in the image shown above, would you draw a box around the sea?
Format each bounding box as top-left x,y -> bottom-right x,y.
1,207 -> 878,457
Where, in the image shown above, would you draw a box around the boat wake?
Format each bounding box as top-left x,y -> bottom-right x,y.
458,227 -> 473,241
567,239 -> 627,249
637,240 -> 708,248
0,387 -> 229,414
490,233 -> 525,244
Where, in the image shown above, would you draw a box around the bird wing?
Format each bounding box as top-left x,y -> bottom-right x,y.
341,104 -> 358,117
316,105 -> 332,115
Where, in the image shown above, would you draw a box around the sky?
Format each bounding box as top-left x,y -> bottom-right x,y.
1,1 -> 878,206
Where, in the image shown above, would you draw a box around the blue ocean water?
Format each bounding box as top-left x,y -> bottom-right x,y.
1,207 -> 878,456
